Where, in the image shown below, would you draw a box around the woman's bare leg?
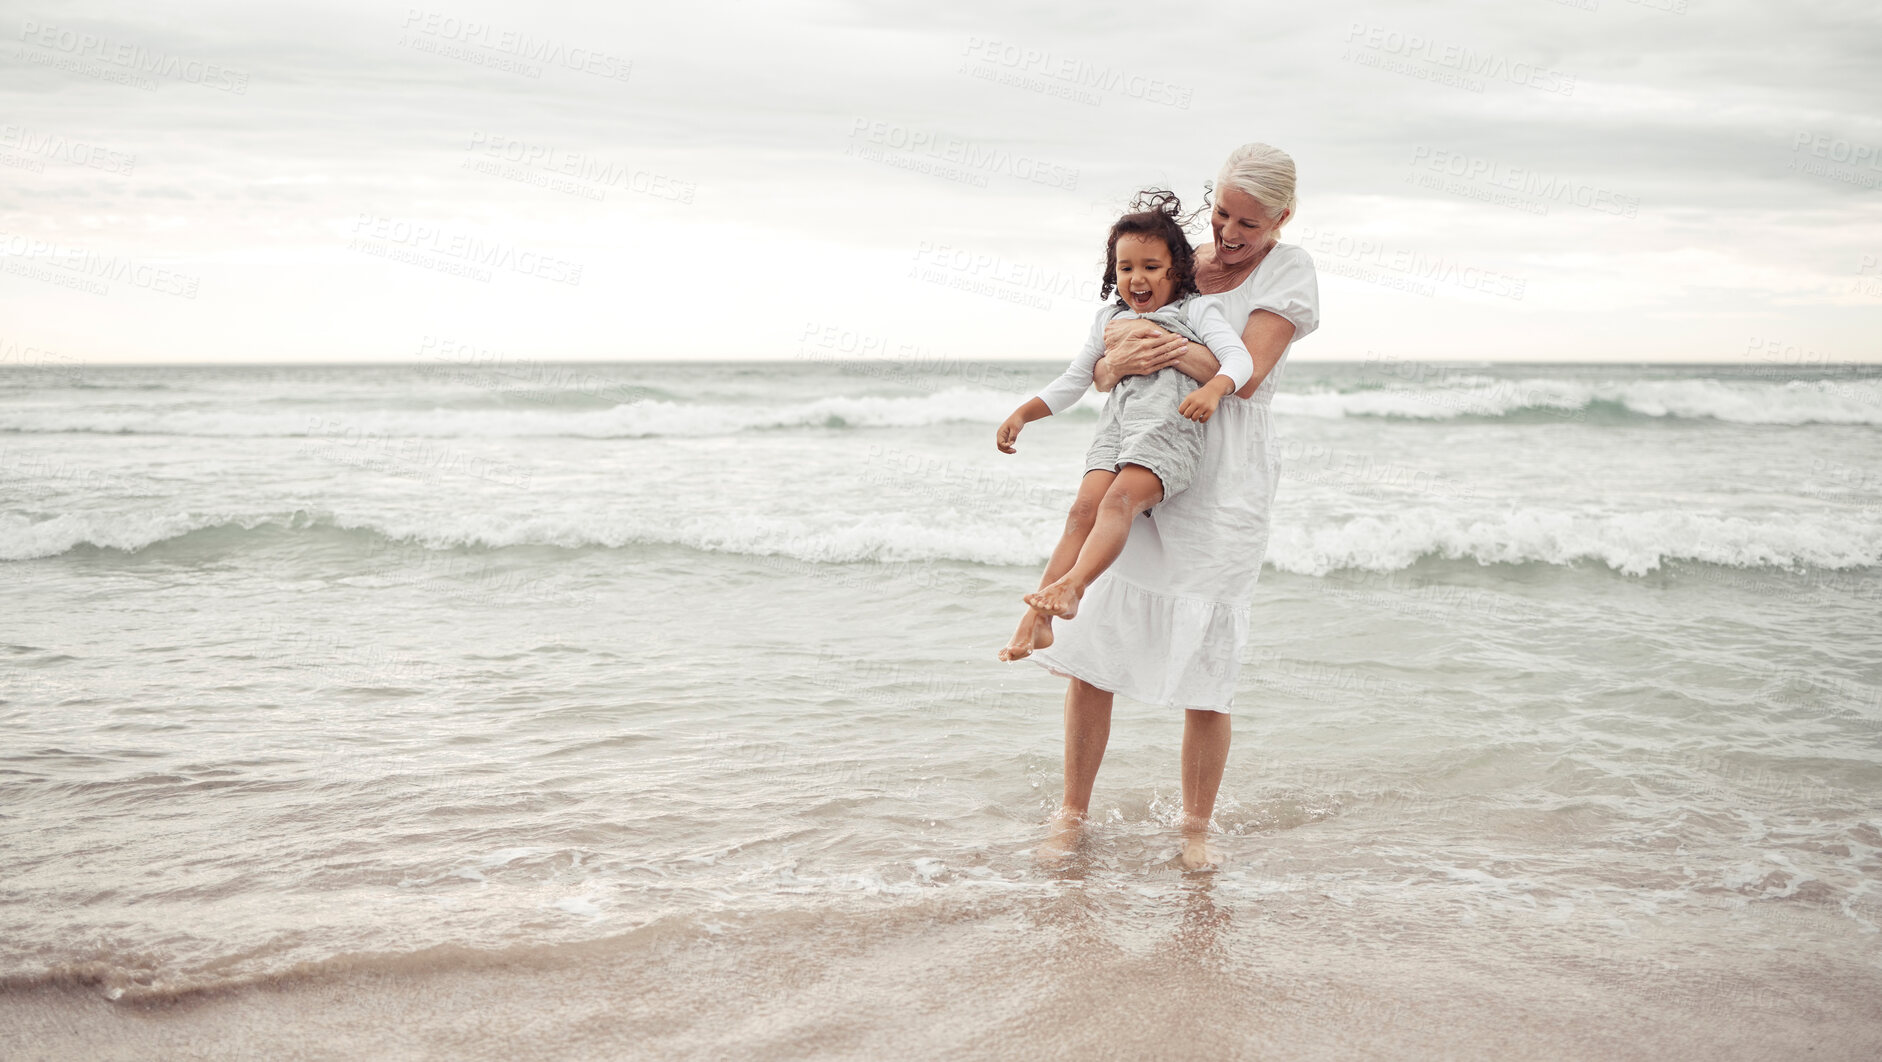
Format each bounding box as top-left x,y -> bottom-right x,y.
1179,708 -> 1231,869
1000,470 -> 1115,661
1026,464 -> 1164,618
1039,677 -> 1113,859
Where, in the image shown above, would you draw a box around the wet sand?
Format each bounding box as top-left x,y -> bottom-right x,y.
6,888 -> 1878,1061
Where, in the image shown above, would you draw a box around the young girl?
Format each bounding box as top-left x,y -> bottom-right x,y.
996,192 -> 1255,662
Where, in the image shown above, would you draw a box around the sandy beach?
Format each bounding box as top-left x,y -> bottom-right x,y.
7,889 -> 1880,1061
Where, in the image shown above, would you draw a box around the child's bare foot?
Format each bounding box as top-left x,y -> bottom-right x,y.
1036,807 -> 1086,863
1023,579 -> 1081,619
997,610 -> 1054,661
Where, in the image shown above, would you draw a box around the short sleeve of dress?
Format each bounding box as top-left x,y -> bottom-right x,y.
1238,243 -> 1319,341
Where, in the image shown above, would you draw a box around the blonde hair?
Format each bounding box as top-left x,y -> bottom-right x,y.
1215,143 -> 1297,226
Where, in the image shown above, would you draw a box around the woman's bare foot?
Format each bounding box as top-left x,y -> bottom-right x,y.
1179,820 -> 1220,872
1024,578 -> 1081,619
1037,807 -> 1086,862
997,610 -> 1055,661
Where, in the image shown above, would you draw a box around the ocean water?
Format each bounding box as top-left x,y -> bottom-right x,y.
3,359 -> 1880,1058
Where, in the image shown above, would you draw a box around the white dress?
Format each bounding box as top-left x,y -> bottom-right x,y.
1028,242 -> 1320,712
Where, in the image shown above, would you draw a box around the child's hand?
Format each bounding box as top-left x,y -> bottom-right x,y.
996,412 -> 1025,453
1179,386 -> 1224,423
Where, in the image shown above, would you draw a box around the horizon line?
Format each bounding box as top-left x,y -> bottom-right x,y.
6,357 -> 1881,369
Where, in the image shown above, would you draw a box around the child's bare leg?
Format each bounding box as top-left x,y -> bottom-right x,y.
1025,464 -> 1163,619
999,470 -> 1115,661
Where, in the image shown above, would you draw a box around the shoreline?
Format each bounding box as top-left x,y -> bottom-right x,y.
5,892 -> 1878,1061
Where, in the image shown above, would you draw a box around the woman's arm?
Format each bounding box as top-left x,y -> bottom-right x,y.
1098,311 -> 1296,396
1233,310 -> 1297,399
1166,342 -> 1222,386
1099,319 -> 1220,387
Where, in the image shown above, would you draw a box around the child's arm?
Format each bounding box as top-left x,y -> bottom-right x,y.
1177,376 -> 1235,423
996,397 -> 1051,453
1031,305 -> 1114,415
1189,299 -> 1257,394
1177,300 -> 1258,423
998,306 -> 1115,450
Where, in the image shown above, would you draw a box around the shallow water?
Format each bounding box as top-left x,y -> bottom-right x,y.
2,360 -> 1879,1056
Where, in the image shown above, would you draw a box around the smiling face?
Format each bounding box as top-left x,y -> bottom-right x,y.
1211,186 -> 1288,267
1113,232 -> 1178,313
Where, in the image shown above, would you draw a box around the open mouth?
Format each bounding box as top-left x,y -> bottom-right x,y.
1221,239 -> 1246,254
1128,288 -> 1153,307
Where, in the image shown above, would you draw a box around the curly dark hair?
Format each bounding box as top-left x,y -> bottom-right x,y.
1099,189 -> 1200,303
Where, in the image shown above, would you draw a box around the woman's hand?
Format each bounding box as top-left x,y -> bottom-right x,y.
1101,319 -> 1188,377
1103,319 -> 1223,386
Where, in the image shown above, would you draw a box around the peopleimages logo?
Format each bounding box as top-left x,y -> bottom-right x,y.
1293,225 -> 1527,301
959,37 -> 1194,109
17,18 -> 249,93
347,215 -> 584,286
0,124 -> 137,176
398,9 -> 633,82
1409,146 -> 1639,218
847,118 -> 1079,190
1787,130 -> 1882,190
1792,131 -> 1882,170
1343,22 -> 1576,96
0,231 -> 200,298
464,132 -> 696,204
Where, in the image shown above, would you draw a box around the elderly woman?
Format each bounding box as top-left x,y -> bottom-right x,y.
1022,142 -> 1320,869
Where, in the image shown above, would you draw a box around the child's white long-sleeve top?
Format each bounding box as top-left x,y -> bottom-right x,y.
1032,294 -> 1255,416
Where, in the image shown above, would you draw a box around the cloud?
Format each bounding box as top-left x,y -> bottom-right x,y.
1,0 -> 1876,365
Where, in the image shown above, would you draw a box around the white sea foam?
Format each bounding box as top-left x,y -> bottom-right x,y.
1277,376 -> 1882,424
0,507 -> 1052,566
8,504 -> 1878,575
7,376 -> 1876,436
1266,507 -> 1882,576
0,387 -> 1028,438
0,510 -> 241,561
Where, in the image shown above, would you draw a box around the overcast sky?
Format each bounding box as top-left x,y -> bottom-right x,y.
2,0 -> 1878,365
